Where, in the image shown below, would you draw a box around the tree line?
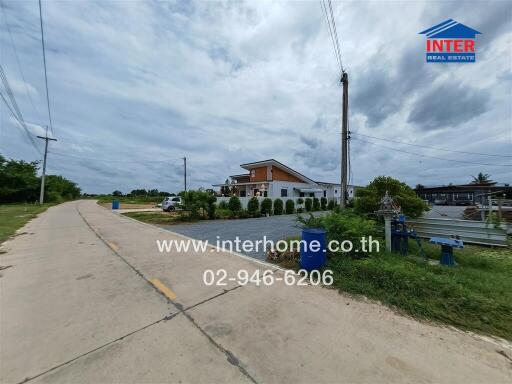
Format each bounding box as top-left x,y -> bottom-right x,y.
0,154 -> 81,204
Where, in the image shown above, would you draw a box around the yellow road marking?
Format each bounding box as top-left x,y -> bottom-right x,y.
149,278 -> 177,300
107,241 -> 119,252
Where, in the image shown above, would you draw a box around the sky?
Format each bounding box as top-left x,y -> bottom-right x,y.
0,0 -> 511,194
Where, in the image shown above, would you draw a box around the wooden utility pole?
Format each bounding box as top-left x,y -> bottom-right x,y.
37,128 -> 57,204
183,156 -> 187,191
340,71 -> 348,208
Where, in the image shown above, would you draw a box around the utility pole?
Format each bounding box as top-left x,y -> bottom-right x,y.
340,71 -> 348,208
37,128 -> 57,204
183,156 -> 187,191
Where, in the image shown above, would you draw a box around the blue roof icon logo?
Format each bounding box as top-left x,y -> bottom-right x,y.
419,19 -> 482,39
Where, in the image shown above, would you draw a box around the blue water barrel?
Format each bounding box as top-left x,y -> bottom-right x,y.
112,200 -> 120,210
300,228 -> 327,271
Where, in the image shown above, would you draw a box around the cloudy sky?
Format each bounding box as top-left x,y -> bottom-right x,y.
1,0 -> 511,194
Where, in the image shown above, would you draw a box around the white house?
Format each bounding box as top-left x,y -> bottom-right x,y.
213,159 -> 355,206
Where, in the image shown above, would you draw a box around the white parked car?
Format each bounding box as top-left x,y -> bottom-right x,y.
162,196 -> 182,212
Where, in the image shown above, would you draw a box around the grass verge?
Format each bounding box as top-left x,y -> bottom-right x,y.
0,204 -> 53,244
327,241 -> 512,340
122,211 -> 197,225
268,236 -> 512,340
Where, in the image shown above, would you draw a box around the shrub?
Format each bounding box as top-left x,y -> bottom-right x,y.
273,199 -> 284,215
247,197 -> 259,216
181,189 -> 216,219
355,176 -> 428,218
239,209 -> 250,219
305,198 -> 312,211
297,198 -> 304,206
327,199 -> 335,210
218,200 -> 228,210
297,210 -> 380,256
216,208 -> 232,219
312,197 -> 320,211
321,197 -> 327,210
297,207 -> 304,213
228,196 -> 242,213
261,198 -> 273,215
285,199 -> 295,214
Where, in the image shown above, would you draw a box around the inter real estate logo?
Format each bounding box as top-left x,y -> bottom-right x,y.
419,19 -> 481,63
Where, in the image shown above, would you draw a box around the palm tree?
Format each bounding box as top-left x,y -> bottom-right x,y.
471,172 -> 493,185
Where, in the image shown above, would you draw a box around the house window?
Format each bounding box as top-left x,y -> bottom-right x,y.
335,189 -> 338,194
281,188 -> 288,197
323,190 -> 326,198
309,193 -> 314,197
240,190 -> 246,197
300,192 -> 305,197
253,189 -> 259,196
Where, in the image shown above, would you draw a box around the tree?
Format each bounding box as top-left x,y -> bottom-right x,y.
471,173 -> 493,185
321,197 -> 327,210
247,197 -> 259,216
312,197 -> 320,211
228,196 -> 242,213
0,154 -> 81,203
112,190 -> 123,197
260,198 -> 273,215
285,199 -> 295,214
0,155 -> 40,203
181,189 -> 216,219
45,175 -> 81,202
355,176 -> 428,218
273,198 -> 283,215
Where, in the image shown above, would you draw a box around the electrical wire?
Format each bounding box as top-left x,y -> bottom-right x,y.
48,150 -> 184,164
351,137 -> 511,167
319,0 -> 342,74
327,0 -> 344,72
38,0 -> 54,136
1,3 -> 43,121
351,132 -> 512,158
0,65 -> 42,155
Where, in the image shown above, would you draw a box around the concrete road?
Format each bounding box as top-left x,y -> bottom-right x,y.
1,201 -> 510,384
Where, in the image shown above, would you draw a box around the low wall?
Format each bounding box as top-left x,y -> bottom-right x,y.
216,196 -> 340,209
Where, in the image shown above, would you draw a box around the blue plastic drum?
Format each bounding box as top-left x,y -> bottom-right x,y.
300,228 -> 327,271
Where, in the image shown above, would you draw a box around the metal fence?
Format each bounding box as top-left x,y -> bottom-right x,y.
406,217 -> 508,247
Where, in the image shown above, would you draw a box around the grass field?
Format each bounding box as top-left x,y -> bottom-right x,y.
0,204 -> 53,244
95,195 -> 163,205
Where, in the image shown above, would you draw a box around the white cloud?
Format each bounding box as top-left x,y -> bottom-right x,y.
0,0 -> 510,193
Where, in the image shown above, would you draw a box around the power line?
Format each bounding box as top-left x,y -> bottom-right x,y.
319,0 -> 342,74
352,132 -> 512,158
0,65 -> 42,155
38,0 -> 54,136
352,137 -> 511,167
1,3 -> 43,121
326,0 -> 344,71
48,150 -> 183,164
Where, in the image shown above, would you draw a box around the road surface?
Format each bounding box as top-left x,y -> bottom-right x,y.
1,200 -> 510,383
164,212 -> 323,260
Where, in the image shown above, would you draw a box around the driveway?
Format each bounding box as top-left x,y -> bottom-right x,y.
423,205 -> 467,220
163,213 -> 314,260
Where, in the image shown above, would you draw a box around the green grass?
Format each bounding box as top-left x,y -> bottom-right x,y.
0,203 -> 53,244
122,211 -> 196,225
326,241 -> 512,340
95,195 -> 162,204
